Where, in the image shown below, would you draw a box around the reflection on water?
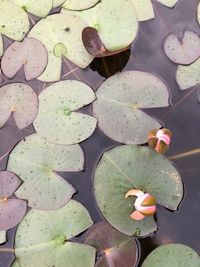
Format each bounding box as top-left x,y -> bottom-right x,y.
1,0 -> 200,266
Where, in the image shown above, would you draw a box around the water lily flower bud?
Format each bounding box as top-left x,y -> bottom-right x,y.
125,189 -> 156,221
148,128 -> 172,154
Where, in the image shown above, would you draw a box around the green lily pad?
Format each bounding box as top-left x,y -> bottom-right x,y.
0,0 -> 29,41
0,83 -> 39,129
131,0 -> 154,21
14,200 -> 96,267
93,71 -> 169,144
29,13 -> 93,82
62,0 -> 99,11
13,0 -> 52,17
62,0 -> 138,52
142,244 -> 200,267
176,58 -> 200,90
84,222 -> 139,267
7,134 -> 84,210
34,80 -> 97,145
53,0 -> 65,8
156,0 -> 179,7
94,145 -> 183,236
0,34 -> 3,57
0,231 -> 6,244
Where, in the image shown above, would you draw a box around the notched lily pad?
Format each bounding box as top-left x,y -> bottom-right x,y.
0,231 -> 6,244
93,71 -> 169,144
1,37 -> 48,81
0,83 -> 38,129
164,31 -> 200,65
0,171 -> 27,231
62,0 -> 99,10
14,200 -> 96,267
156,0 -> 179,8
29,13 -> 93,82
7,134 -> 84,210
84,222 -> 139,267
142,244 -> 200,267
34,80 -> 97,145
94,145 -> 183,236
62,0 -> 138,52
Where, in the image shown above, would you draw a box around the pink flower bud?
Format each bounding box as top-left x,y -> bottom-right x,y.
148,128 -> 172,154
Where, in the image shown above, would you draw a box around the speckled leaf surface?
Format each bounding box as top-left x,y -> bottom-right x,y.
94,145 -> 183,236
93,71 -> 169,144
84,222 -> 139,267
13,0 -> 52,17
132,0 -> 154,21
62,0 -> 138,52
1,38 -> 48,80
0,171 -> 21,198
62,0 -> 99,10
142,244 -> 200,267
14,200 -> 96,267
29,13 -> 93,82
0,0 -> 29,41
7,134 -> 84,210
0,83 -> 38,129
164,31 -> 200,64
53,0 -> 65,8
34,80 -> 97,145
0,231 -> 6,244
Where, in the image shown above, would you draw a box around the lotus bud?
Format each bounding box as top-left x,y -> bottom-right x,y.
125,189 -> 156,221
148,128 -> 172,154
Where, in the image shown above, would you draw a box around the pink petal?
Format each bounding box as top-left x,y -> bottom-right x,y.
138,205 -> 156,216
125,189 -> 143,198
130,210 -> 145,221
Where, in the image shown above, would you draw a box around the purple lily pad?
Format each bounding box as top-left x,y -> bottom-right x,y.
1,37 -> 48,81
84,222 -> 139,267
0,171 -> 22,198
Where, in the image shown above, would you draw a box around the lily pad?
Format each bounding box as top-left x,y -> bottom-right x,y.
156,0 -> 179,8
84,222 -> 139,267
0,231 -> 6,244
13,0 -> 52,17
7,134 -> 84,210
93,71 -> 169,144
0,35 -> 3,57
0,83 -> 38,129
62,0 -> 99,11
0,171 -> 27,231
131,0 -> 154,21
164,31 -> 200,65
53,0 -> 65,8
14,200 -> 96,267
94,145 -> 183,236
62,0 -> 138,52
0,0 -> 29,41
1,37 -> 48,80
34,80 -> 97,145
142,244 -> 200,267
29,13 -> 93,82
176,58 -> 200,90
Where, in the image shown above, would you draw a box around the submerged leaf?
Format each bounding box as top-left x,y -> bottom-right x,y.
62,0 -> 99,10
34,80 -> 97,145
93,71 -> 169,144
7,134 -> 84,210
0,231 -> 6,244
29,13 -> 93,82
84,222 -> 139,267
14,200 -> 96,267
94,145 -> 183,236
0,83 -> 38,129
164,31 -> 200,65
142,244 -> 200,267
1,37 -> 48,80
0,171 -> 22,198
62,0 -> 138,52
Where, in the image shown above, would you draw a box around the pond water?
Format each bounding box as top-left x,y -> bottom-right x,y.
1,0 -> 200,266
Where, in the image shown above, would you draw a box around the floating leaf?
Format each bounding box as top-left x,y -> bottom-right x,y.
131,0 -> 154,21
53,0 -> 65,8
0,35 -> 3,57
84,222 -> 139,267
7,134 -> 84,210
0,83 -> 38,129
164,31 -> 200,65
1,37 -> 48,80
13,0 -> 52,17
29,13 -> 93,82
0,0 -> 29,41
93,71 -> 169,144
94,145 -> 183,236
62,0 -> 99,11
0,231 -> 6,244
156,0 -> 179,7
0,171 -> 27,231
14,200 -> 96,267
62,0 -> 138,52
142,244 -> 200,267
34,80 -> 97,145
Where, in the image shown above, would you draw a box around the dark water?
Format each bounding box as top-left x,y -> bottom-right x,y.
1,0 -> 200,266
